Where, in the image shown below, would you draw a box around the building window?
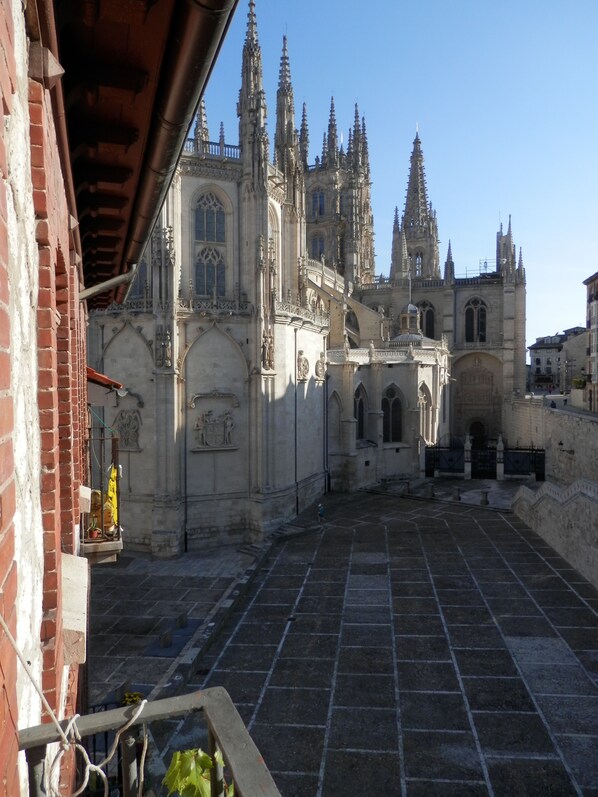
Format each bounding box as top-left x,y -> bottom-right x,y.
311,190 -> 325,218
311,234 -> 325,261
195,192 -> 225,242
418,301 -> 435,338
382,386 -> 402,443
465,298 -> 487,343
194,192 -> 226,296
415,253 -> 423,276
196,247 -> 225,297
354,386 -> 366,440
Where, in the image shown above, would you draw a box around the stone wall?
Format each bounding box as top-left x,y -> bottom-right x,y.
513,481 -> 598,589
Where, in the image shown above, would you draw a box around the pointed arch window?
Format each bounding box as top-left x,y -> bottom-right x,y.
196,247 -> 225,297
417,301 -> 435,339
354,386 -> 367,440
382,386 -> 402,443
129,257 -> 148,299
195,192 -> 225,242
465,298 -> 487,343
194,191 -> 227,297
415,252 -> 423,276
311,190 -> 325,218
311,234 -> 325,261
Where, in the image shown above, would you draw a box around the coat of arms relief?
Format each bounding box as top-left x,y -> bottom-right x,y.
188,390 -> 239,451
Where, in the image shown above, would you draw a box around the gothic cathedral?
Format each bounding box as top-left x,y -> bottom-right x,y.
87,1 -> 526,556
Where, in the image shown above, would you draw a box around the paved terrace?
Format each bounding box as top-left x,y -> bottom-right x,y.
89,485 -> 598,795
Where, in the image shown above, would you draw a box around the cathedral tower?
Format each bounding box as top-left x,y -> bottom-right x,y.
398,133 -> 440,279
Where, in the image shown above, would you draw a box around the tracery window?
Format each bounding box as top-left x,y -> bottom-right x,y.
311,189 -> 325,218
194,192 -> 226,296
354,386 -> 367,440
196,247 -> 225,297
464,298 -> 487,343
195,192 -> 225,242
382,386 -> 402,443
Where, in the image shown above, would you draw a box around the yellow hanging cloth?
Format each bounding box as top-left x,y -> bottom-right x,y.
106,464 -> 118,527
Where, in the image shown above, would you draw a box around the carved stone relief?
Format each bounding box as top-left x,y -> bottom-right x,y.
193,410 -> 236,450
297,350 -> 309,382
114,409 -> 142,451
189,390 -> 239,452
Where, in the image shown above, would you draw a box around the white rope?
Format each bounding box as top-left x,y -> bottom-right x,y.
0,610 -> 149,796
45,700 -> 148,797
0,612 -> 69,746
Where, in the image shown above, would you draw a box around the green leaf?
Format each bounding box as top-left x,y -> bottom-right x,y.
163,751 -> 184,796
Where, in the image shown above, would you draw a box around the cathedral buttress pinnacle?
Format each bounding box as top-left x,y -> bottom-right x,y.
299,102 -> 309,169
238,0 -> 269,179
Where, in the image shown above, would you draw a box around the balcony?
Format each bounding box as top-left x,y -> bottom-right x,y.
81,428 -> 123,565
19,687 -> 281,797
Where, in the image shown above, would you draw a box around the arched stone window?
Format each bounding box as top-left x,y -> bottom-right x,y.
194,192 -> 227,296
465,298 -> 487,343
418,301 -> 435,339
195,192 -> 225,242
354,385 -> 367,440
311,189 -> 325,218
196,247 -> 225,297
415,252 -> 423,276
382,385 -> 402,443
311,234 -> 325,261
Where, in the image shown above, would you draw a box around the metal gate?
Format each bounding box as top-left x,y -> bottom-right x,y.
471,448 -> 497,478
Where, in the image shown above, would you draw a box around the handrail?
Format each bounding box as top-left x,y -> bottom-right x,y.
19,687 -> 281,797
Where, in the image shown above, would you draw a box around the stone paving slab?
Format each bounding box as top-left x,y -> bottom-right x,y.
149,490 -> 598,797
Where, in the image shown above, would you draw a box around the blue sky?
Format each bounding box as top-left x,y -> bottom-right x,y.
203,0 -> 598,353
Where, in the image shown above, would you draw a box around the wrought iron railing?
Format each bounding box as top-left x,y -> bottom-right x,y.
19,688 -> 281,797
81,427 -> 123,563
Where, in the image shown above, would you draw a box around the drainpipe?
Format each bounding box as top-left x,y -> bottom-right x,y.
79,268 -> 138,302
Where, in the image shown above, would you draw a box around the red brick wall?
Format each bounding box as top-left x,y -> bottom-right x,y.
0,0 -> 20,790
0,3 -> 87,791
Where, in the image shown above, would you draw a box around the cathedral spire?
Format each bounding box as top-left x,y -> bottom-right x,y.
299,102 -> 309,169
390,207 -> 401,278
400,133 -> 440,279
443,240 -> 455,282
403,132 -> 430,229
327,96 -> 339,166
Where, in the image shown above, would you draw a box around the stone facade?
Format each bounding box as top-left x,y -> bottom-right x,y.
88,1 -> 526,554
584,270 -> 598,412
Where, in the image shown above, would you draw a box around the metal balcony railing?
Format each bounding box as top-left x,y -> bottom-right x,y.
19,687 -> 281,797
82,427 -> 123,564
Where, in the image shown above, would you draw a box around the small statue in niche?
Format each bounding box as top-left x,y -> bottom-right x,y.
194,410 -> 210,447
262,329 -> 275,370
223,410 -> 235,445
163,329 -> 172,368
315,352 -> 326,380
